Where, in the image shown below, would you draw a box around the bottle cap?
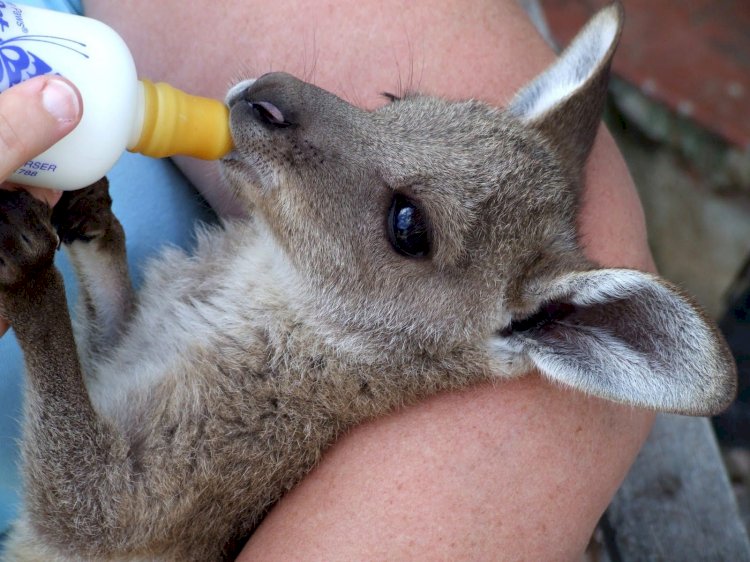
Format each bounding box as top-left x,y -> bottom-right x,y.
131,79 -> 233,160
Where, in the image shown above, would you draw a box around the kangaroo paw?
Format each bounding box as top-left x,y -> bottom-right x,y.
0,189 -> 57,289
51,177 -> 116,244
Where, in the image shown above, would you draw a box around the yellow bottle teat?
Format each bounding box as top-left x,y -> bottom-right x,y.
129,79 -> 234,160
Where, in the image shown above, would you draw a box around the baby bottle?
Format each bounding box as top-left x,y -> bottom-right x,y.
0,2 -> 233,190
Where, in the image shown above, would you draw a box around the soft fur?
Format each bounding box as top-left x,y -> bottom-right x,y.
0,4 -> 736,560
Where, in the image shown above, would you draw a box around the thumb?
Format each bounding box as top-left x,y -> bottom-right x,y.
0,76 -> 82,180
0,77 -> 80,337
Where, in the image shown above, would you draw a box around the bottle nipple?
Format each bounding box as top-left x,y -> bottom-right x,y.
129,79 -> 234,160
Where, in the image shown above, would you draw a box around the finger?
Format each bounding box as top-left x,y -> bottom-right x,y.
26,186 -> 63,207
0,76 -> 82,180
1,181 -> 62,207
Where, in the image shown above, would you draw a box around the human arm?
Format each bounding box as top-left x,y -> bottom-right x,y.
0,75 -> 82,336
81,1 -> 655,558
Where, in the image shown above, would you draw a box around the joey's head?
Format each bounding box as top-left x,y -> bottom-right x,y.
221,3 -> 737,416
222,70 -> 582,344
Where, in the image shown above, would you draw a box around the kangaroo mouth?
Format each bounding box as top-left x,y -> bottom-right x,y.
219,149 -> 249,173
221,149 -> 241,163
219,147 -> 263,189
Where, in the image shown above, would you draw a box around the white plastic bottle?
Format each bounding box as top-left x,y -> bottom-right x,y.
1,3 -> 233,190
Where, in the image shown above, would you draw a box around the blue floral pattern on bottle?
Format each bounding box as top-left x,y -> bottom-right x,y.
0,1 -> 88,90
0,34 -> 88,90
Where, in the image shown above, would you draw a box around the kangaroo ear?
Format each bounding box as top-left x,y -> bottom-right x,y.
491,269 -> 737,415
508,2 -> 624,174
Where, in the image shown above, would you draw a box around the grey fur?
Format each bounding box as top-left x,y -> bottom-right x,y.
0,4 -> 736,560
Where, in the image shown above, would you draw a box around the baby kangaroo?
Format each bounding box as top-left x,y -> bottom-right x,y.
0,4 -> 736,561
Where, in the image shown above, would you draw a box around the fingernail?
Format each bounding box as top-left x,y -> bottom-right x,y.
42,79 -> 80,123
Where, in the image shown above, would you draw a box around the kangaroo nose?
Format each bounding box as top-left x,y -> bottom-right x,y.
227,72 -> 304,128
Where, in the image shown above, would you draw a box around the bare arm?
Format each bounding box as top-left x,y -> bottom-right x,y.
82,1 -> 655,558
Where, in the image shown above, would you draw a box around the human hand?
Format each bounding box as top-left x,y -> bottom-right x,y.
0,75 -> 83,336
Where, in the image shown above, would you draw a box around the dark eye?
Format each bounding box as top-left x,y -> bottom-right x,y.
250,100 -> 291,128
387,194 -> 430,258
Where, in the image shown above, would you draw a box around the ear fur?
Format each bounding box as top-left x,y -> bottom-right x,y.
508,2 -> 624,175
491,269 -> 737,415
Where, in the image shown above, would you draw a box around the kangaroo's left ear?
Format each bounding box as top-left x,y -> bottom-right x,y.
490,269 -> 737,416
508,2 -> 624,175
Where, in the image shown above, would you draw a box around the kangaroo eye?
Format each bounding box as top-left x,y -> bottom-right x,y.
387,194 -> 430,258
250,101 -> 291,128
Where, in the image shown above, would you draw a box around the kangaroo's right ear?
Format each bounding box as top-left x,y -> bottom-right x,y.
490,269 -> 737,416
508,2 -> 624,175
